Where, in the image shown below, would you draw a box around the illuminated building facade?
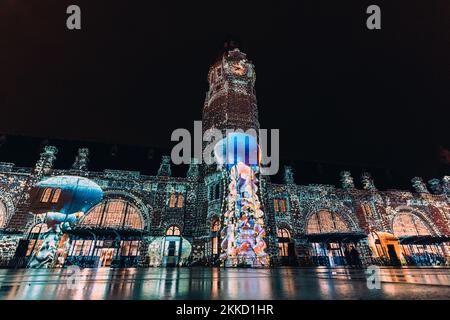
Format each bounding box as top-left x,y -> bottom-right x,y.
0,46 -> 449,268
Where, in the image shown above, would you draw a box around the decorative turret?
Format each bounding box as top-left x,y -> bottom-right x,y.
283,166 -> 295,184
340,171 -> 355,190
411,177 -> 429,193
157,155 -> 172,177
361,172 -> 377,191
428,179 -> 443,195
71,148 -> 89,171
34,145 -> 58,175
187,158 -> 200,181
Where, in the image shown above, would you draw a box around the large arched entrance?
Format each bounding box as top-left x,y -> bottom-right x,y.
367,231 -> 401,266
393,210 -> 446,266
66,199 -> 145,268
305,209 -> 367,267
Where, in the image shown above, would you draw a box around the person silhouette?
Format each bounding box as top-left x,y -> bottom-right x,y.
350,246 -> 362,268
344,246 -> 351,266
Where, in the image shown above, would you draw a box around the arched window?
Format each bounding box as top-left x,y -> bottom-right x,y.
51,188 -> 62,203
40,188 -> 52,203
176,194 -> 184,208
277,228 -> 291,257
169,194 -> 177,208
306,209 -> 350,234
39,188 -> 62,204
81,200 -> 144,230
393,212 -> 431,237
169,193 -> 184,208
277,228 -> 291,239
166,225 -> 181,236
0,201 -> 7,228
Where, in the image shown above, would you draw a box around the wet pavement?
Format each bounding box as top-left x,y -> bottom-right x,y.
0,267 -> 449,300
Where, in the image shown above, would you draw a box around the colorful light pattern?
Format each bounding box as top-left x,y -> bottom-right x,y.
219,158 -> 268,266
213,131 -> 268,267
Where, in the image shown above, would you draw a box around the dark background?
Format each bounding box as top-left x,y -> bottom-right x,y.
0,0 -> 449,188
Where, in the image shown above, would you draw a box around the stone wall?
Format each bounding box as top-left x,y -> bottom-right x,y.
0,235 -> 21,267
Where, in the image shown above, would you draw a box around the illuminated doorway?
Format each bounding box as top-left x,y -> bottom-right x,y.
99,248 -> 116,267
368,231 -> 401,265
163,225 -> 182,267
277,228 -> 296,266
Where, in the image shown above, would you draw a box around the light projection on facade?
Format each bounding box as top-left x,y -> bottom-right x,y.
214,132 -> 268,267
392,212 -> 432,237
27,176 -> 103,268
0,45 -> 449,272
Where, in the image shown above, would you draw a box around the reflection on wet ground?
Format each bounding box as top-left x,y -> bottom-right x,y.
0,267 -> 449,300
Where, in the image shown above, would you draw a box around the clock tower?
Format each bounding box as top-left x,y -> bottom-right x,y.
201,43 -> 270,268
202,42 -> 260,134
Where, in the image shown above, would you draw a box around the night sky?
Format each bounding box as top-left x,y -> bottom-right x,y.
0,0 -> 449,185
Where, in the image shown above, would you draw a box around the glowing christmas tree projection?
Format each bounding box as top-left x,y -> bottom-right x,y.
214,132 -> 268,267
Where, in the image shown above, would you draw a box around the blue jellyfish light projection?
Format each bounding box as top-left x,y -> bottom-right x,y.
214,132 -> 268,267
28,176 -> 103,268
